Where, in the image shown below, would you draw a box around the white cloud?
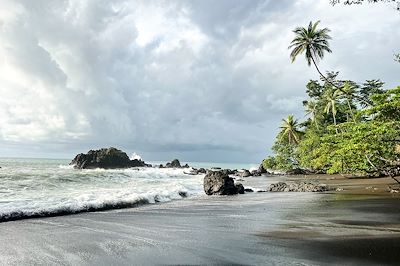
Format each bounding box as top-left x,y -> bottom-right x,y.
0,0 -> 398,162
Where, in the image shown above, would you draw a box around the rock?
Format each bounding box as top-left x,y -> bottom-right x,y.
268,182 -> 331,192
165,159 -> 182,168
258,162 -> 268,174
70,147 -> 149,169
251,170 -> 261,176
286,168 -> 308,175
269,182 -> 289,192
203,171 -> 242,195
159,164 -> 164,168
211,167 -> 222,170
236,184 -> 245,194
184,167 -> 207,175
244,188 -> 254,193
240,169 -> 252,178
198,168 -> 207,174
183,163 -> 190,168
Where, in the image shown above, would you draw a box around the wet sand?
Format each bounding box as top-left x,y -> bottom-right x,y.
0,175 -> 399,265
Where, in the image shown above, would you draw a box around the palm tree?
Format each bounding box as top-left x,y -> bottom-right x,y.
323,88 -> 341,133
289,21 -> 371,106
289,20 -> 333,84
304,100 -> 320,129
280,115 -> 302,145
341,81 -> 356,122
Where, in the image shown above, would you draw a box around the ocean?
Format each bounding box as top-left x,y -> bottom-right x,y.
0,158 -> 258,222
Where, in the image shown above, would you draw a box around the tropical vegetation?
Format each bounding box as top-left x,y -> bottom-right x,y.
263,21 -> 400,181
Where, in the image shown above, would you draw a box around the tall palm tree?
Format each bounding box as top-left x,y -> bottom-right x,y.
304,100 -> 320,130
323,88 -> 341,133
289,21 -> 371,106
280,115 -> 302,145
289,20 -> 333,84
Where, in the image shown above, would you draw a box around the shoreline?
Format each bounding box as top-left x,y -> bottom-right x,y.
0,189 -> 399,265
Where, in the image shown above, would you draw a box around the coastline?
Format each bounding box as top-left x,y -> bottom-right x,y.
0,174 -> 399,265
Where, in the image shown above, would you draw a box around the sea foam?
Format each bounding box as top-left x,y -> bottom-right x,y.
0,162 -> 205,222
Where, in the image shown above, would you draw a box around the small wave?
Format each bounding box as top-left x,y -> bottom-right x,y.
0,190 -> 190,223
58,164 -> 74,169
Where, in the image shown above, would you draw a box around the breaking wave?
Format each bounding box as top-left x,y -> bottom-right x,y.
0,163 -> 204,223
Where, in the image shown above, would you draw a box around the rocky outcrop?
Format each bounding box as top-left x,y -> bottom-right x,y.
268,182 -> 331,192
203,171 -> 244,195
70,147 -> 149,169
163,159 -> 189,168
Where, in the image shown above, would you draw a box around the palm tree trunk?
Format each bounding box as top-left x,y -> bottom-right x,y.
310,55 -> 371,107
310,55 -> 337,88
347,99 -> 355,122
333,113 -> 338,134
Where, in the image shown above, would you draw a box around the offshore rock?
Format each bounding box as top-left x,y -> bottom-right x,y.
70,147 -> 148,169
165,159 -> 189,168
204,171 -> 242,195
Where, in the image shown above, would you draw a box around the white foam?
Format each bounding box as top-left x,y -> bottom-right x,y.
0,166 -> 205,221
130,152 -> 142,161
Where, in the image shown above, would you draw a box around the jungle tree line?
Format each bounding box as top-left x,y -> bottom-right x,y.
264,21 -> 400,180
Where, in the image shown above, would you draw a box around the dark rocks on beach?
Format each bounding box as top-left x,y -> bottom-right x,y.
244,188 -> 254,193
251,170 -> 261,176
184,167 -> 207,175
198,168 -> 207,174
203,171 -> 244,195
70,147 -> 149,169
268,182 -> 330,192
284,168 -> 327,175
240,169 -> 252,178
258,162 -> 268,174
236,184 -> 245,194
286,168 -> 308,175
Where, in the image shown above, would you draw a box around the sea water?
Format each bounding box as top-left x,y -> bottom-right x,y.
0,158 -> 258,222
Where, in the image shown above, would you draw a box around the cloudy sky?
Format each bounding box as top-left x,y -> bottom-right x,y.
0,0 -> 399,163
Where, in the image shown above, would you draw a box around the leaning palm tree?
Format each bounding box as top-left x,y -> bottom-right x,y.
289,20 -> 333,84
304,100 -> 320,130
289,21 -> 370,106
323,88 -> 341,133
279,115 -> 302,145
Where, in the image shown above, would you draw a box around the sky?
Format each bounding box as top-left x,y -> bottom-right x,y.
0,0 -> 399,163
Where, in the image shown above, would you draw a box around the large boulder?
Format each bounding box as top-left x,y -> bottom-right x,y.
70,147 -> 148,169
203,171 -> 243,195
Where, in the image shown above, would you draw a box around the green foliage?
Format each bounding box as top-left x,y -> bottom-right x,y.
314,122 -> 400,175
289,21 -> 332,66
264,75 -> 400,176
296,128 -> 323,170
366,87 -> 400,122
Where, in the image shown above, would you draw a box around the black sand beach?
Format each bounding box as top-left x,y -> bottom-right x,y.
0,188 -> 399,265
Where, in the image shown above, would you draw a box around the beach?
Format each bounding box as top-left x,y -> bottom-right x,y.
0,173 -> 399,265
